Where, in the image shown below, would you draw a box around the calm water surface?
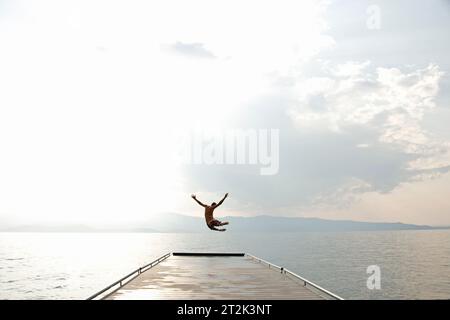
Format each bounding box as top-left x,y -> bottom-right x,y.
1,230 -> 449,299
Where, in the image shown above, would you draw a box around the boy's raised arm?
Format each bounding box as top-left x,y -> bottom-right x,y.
191,194 -> 206,207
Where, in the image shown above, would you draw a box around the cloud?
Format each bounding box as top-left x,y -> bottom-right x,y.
342,170 -> 450,225
288,62 -> 448,170
180,93 -> 415,211
164,41 -> 216,59
181,60 -> 449,224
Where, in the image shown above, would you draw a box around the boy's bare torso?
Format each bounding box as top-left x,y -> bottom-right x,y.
191,193 -> 229,231
204,206 -> 215,225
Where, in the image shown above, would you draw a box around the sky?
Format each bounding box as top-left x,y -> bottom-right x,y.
1,0 -> 450,227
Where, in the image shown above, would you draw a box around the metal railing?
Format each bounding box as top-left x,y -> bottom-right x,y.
86,252 -> 171,300
246,253 -> 344,300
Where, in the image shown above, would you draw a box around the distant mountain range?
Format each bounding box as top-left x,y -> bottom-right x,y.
141,213 -> 444,233
1,213 -> 447,233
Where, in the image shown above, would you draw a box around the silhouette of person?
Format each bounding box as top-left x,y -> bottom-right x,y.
191,193 -> 229,231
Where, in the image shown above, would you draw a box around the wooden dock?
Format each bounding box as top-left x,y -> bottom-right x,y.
88,253 -> 342,300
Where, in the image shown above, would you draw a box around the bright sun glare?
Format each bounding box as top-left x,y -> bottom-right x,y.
0,0 -> 326,226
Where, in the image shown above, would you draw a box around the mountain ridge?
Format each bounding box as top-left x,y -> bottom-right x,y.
2,213 -> 447,233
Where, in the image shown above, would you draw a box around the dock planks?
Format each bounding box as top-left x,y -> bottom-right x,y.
104,254 -> 330,300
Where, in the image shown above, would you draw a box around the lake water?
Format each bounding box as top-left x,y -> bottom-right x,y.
1,230 -> 450,300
